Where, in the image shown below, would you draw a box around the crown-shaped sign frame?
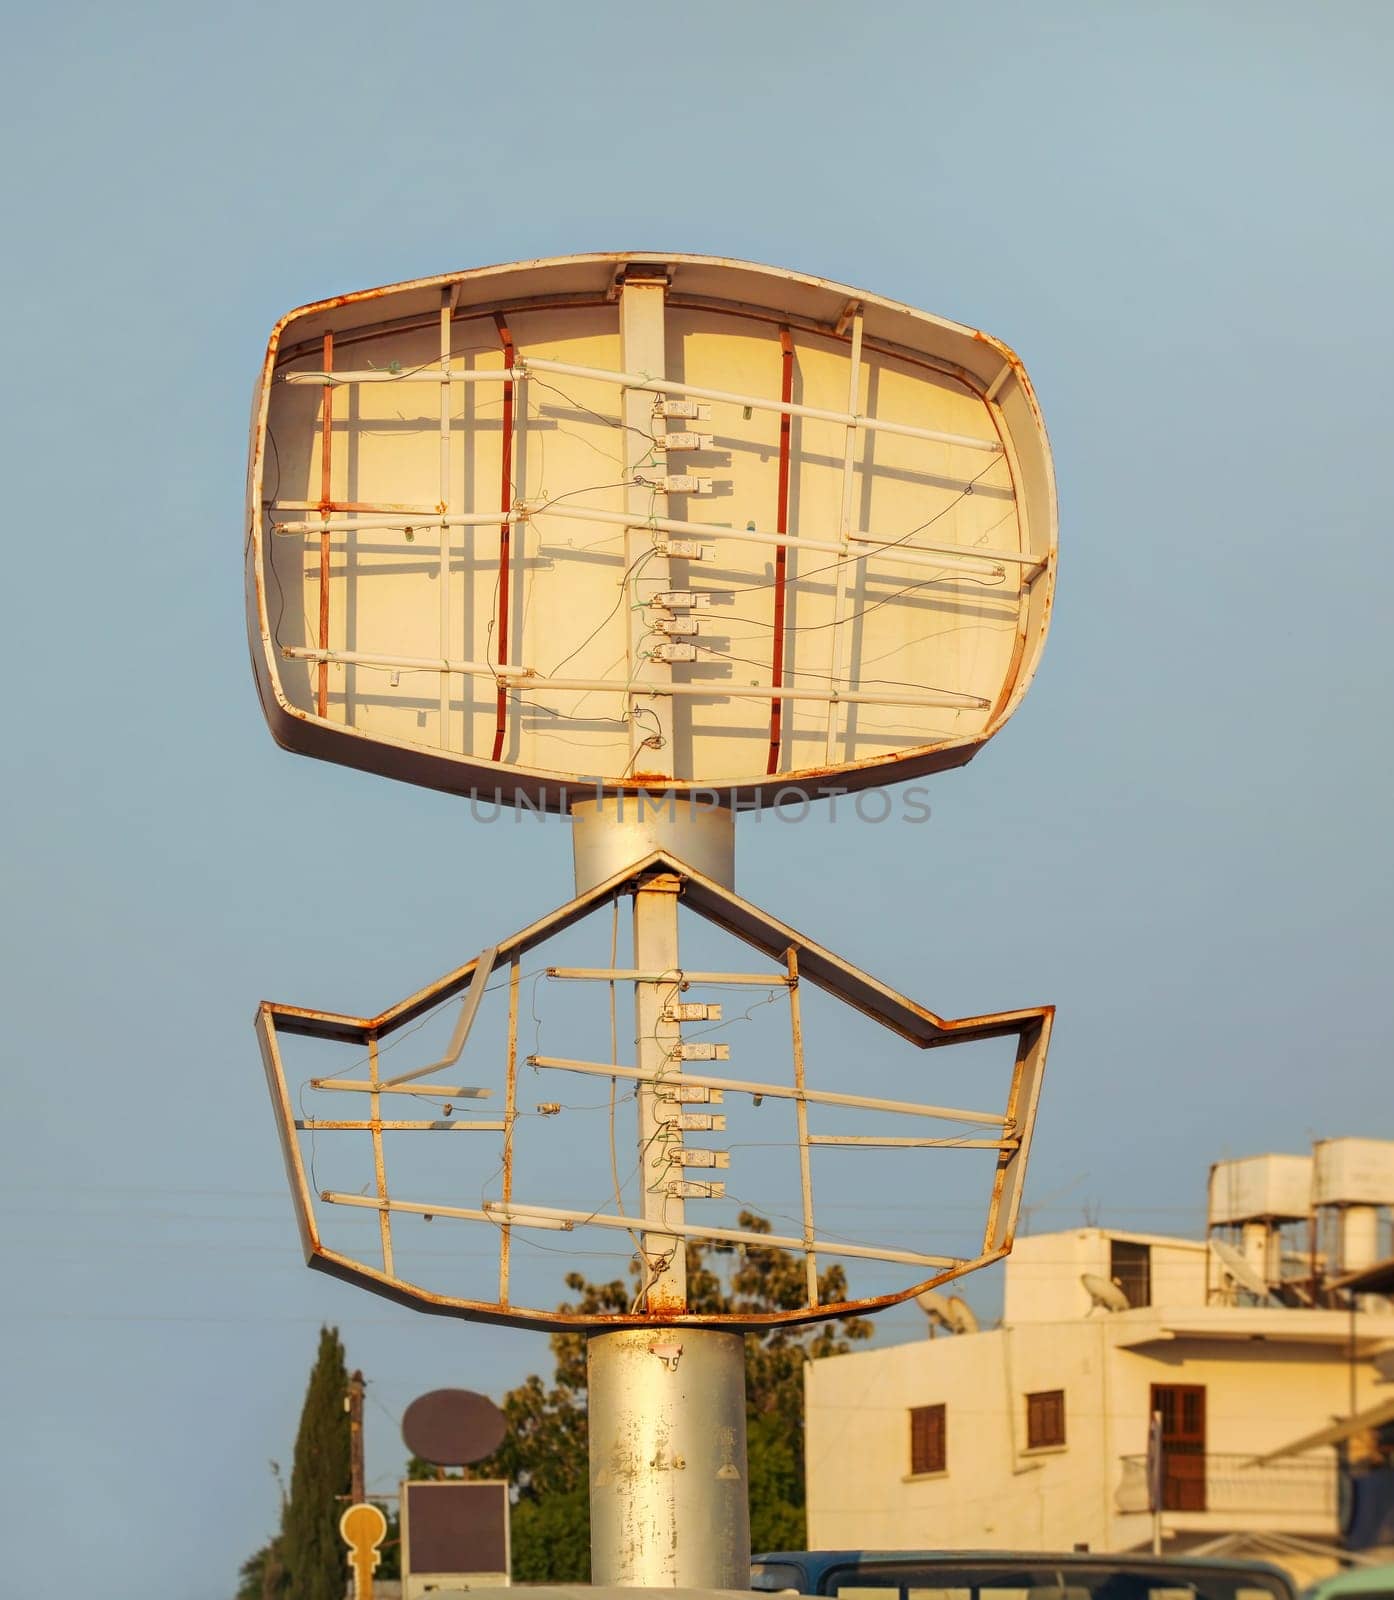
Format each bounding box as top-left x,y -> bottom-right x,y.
257,849 -> 1050,1332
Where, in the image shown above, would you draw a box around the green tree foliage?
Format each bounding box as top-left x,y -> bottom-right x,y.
240,1327 -> 353,1600
282,1326 -> 352,1600
236,1536 -> 286,1600
467,1214 -> 871,1577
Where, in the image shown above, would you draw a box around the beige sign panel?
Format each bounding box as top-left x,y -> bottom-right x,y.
246,253 -> 1056,807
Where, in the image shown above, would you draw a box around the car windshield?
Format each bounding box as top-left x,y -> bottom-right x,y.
752,1560 -> 1292,1600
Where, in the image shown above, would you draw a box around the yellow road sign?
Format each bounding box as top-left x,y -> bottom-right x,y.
339,1501 -> 388,1600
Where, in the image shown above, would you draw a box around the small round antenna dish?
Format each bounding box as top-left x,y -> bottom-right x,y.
1081,1273 -> 1131,1313
944,1294 -> 980,1334
917,1288 -> 955,1333
401,1388 -> 507,1467
1210,1237 -> 1275,1304
916,1290 -> 979,1335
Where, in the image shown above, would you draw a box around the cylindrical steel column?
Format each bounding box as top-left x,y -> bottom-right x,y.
571,794 -> 735,893
588,1326 -> 750,1587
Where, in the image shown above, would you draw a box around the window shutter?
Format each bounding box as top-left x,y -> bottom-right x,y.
1026,1389 -> 1066,1449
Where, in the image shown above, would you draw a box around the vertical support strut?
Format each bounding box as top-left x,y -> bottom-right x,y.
824,305 -> 864,762
367,1037 -> 393,1276
498,956 -> 520,1305
438,288 -> 453,749
787,946 -> 818,1304
633,870 -> 686,1313
317,332 -> 333,719
619,267 -> 674,776
491,312 -> 516,763
767,327 -> 795,773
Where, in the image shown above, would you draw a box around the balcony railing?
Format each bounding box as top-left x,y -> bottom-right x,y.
1116,1452 -> 1336,1518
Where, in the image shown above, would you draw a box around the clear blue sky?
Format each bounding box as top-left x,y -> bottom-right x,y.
2,3 -> 1391,1594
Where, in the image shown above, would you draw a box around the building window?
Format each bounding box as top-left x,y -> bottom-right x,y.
1152,1383 -> 1207,1510
1026,1389 -> 1066,1449
1110,1238 -> 1152,1307
909,1403 -> 946,1475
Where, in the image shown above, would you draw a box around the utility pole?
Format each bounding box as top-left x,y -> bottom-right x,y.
347,1369 -> 366,1505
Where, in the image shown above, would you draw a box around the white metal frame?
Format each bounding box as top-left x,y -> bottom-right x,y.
256,848 -> 1051,1332
248,255 -> 1058,810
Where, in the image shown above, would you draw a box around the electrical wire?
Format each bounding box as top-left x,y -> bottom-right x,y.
527,374 -> 663,453
708,450 -> 1014,604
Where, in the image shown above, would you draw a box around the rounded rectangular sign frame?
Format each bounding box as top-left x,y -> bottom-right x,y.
246,253 -> 1056,809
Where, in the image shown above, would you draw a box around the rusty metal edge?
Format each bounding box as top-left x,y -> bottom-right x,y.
256,1002 -> 320,1263
981,1010 -> 1052,1256
256,857 -> 1052,1328
259,848 -> 1054,1051
303,1240 -> 1011,1333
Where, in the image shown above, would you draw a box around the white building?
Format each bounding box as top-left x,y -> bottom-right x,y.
805,1222 -> 1394,1555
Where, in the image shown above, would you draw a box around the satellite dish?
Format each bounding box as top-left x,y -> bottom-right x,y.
917,1290 -> 980,1335
944,1294 -> 980,1334
401,1389 -> 507,1468
1081,1273 -> 1131,1313
246,252 -> 1056,811
917,1289 -> 955,1332
1211,1237 -> 1276,1304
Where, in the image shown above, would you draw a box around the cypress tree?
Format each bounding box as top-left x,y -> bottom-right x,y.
281,1325 -> 351,1600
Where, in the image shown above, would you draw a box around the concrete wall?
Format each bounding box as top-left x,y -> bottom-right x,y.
1004,1229 -> 1211,1324
806,1322 -> 1115,1551
805,1307 -> 1389,1552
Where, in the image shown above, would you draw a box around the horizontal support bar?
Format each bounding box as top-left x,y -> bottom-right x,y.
310,1079 -> 492,1097
538,501 -> 1033,576
282,366 -> 507,387
546,968 -> 792,986
320,1190 -> 961,1270
274,510 -> 523,536
277,648 -> 988,712
295,1119 -> 506,1131
284,646 -> 504,677
506,674 -> 990,712
807,1134 -> 1020,1150
520,356 -> 1002,454
269,497 -> 1033,578
280,355 -> 1002,453
528,1055 -> 1009,1128
270,500 -> 441,515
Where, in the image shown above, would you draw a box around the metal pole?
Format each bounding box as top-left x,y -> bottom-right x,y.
588,1326 -> 749,1587
347,1369 -> 366,1505
619,266 -> 675,775
574,789 -> 749,1586
633,867 -> 686,1314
